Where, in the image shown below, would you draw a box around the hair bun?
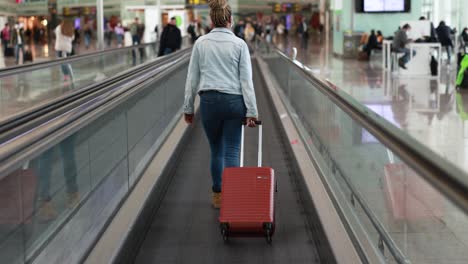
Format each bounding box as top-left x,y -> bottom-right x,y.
208,0 -> 228,10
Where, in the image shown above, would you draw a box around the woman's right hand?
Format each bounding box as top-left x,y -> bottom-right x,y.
184,113 -> 194,124
246,117 -> 257,128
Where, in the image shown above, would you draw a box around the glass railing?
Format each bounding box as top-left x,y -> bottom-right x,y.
255,39 -> 468,263
0,43 -> 163,126
0,50 -> 190,264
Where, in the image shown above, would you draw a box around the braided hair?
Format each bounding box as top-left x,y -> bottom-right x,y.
208,0 -> 232,28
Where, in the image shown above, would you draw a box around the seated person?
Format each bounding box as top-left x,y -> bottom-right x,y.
359,32 -> 369,50
376,30 -> 384,49
364,30 -> 378,58
392,24 -> 414,69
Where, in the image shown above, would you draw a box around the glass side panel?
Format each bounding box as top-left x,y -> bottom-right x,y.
261,47 -> 468,263
0,61 -> 188,263
0,44 -> 163,124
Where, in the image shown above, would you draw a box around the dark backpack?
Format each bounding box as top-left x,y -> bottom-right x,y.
430,56 -> 438,76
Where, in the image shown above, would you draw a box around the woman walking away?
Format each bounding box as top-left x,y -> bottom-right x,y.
55,19 -> 75,82
183,0 -> 258,209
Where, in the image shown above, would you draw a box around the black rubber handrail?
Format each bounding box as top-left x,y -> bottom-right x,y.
0,42 -> 158,78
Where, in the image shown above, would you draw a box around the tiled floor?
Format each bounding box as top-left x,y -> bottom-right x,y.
0,40 -> 118,69
275,34 -> 468,173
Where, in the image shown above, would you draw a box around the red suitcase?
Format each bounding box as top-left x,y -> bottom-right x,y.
219,121 -> 276,243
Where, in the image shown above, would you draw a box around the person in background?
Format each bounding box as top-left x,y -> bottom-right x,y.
265,23 -> 273,43
276,21 -> 285,39
197,21 -> 205,37
1,23 -> 10,56
137,20 -> 145,44
158,17 -> 182,56
55,19 -> 75,81
436,21 -> 454,64
154,24 -> 159,41
83,23 -> 92,49
461,27 -> 468,52
393,23 -> 413,69
183,0 -> 258,209
114,23 -> 124,47
11,23 -> 25,64
364,30 -> 378,59
376,30 -> 384,44
36,136 -> 79,222
297,17 -> 309,49
105,22 -> 113,47
255,21 -> 263,37
187,20 -> 198,44
130,17 -> 141,45
244,22 -> 255,42
234,19 -> 245,40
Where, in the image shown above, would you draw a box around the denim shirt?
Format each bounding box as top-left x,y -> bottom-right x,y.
183,27 -> 258,117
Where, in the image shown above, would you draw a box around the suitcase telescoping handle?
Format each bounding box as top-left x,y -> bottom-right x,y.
240,120 -> 263,168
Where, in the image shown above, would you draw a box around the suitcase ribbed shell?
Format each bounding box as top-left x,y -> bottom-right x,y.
219,167 -> 275,234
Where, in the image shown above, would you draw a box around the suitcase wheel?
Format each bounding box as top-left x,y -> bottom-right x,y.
220,223 -> 229,242
263,223 -> 273,244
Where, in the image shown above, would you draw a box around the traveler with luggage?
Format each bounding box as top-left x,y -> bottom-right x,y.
1,23 -> 10,56
11,23 -> 25,64
55,20 -> 75,81
158,17 -> 182,56
183,0 -> 258,209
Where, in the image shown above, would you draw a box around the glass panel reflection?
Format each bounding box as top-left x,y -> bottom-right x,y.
263,51 -> 468,264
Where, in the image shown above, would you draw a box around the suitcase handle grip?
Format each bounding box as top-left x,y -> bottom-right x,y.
242,120 -> 262,125
240,120 -> 262,168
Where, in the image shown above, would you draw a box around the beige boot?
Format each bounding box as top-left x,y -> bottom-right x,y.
38,201 -> 58,222
212,192 -> 221,209
66,192 -> 80,209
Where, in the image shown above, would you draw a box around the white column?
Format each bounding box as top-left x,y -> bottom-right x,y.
459,0 -> 468,29
96,0 -> 104,50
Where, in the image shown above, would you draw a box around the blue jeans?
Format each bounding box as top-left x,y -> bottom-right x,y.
84,34 -> 91,48
163,48 -> 174,55
56,51 -> 73,78
397,48 -> 416,64
200,91 -> 246,193
15,44 -> 24,63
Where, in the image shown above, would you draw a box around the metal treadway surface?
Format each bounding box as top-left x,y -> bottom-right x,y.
133,64 -> 322,264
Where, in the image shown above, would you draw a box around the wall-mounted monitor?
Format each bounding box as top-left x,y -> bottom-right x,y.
356,0 -> 411,13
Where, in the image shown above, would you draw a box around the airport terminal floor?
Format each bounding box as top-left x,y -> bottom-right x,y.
1,34 -> 468,264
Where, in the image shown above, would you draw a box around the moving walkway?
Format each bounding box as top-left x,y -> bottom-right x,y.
1,38 -> 467,264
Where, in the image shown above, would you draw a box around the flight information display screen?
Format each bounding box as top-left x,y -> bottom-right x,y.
364,0 -> 405,12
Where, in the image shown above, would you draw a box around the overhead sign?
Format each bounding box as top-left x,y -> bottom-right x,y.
272,2 -> 312,13
186,0 -> 207,5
